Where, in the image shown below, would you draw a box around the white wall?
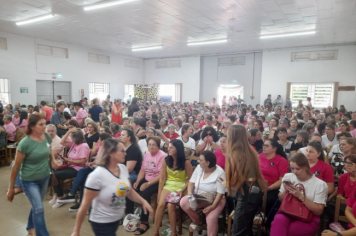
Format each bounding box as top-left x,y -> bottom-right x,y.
143,56 -> 201,103
0,31 -> 144,105
260,45 -> 356,110
200,53 -> 263,105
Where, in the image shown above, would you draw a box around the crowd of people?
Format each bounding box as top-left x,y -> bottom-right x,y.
2,93 -> 356,236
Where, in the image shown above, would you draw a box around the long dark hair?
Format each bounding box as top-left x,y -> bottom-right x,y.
266,139 -> 287,159
165,139 -> 186,171
201,126 -> 219,142
19,111 -> 28,125
318,123 -> 327,135
307,142 -> 325,161
122,128 -> 137,145
239,114 -> 245,123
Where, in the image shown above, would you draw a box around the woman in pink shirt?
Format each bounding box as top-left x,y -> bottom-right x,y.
51,127 -> 90,208
3,114 -> 16,143
12,110 -> 21,128
214,135 -> 227,170
259,139 -> 289,216
131,136 -> 167,235
74,102 -> 87,128
110,123 -> 121,139
18,111 -> 28,130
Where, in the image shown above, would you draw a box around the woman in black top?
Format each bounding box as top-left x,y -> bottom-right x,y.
128,97 -> 140,117
134,117 -> 146,140
84,121 -> 99,149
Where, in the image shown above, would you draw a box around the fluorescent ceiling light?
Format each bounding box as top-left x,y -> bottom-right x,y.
16,14 -> 54,26
84,0 -> 138,11
132,46 -> 162,51
260,31 -> 316,39
187,39 -> 227,46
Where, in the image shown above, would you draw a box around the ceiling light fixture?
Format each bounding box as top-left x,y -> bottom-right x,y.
16,14 -> 54,26
84,0 -> 138,11
187,39 -> 227,46
132,45 -> 162,51
260,31 -> 316,39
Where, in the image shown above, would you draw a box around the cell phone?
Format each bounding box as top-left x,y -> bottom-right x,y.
58,154 -> 65,160
283,180 -> 292,186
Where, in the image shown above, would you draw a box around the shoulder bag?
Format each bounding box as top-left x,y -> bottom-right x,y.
195,170 -> 217,208
279,183 -> 314,223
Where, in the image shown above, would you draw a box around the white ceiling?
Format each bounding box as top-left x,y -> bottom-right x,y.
0,0 -> 355,58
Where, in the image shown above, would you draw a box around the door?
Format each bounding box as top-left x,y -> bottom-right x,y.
36,80 -> 71,105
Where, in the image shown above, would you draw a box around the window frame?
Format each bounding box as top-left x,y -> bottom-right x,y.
0,78 -> 11,105
89,82 -> 110,102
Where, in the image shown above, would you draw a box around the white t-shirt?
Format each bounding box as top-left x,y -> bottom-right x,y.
328,144 -> 344,163
138,139 -> 166,156
176,136 -> 196,151
322,134 -> 339,152
85,164 -> 131,223
175,128 -> 182,136
280,173 -> 328,205
190,165 -> 226,195
198,139 -> 220,146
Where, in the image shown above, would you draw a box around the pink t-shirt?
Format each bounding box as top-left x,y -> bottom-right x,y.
346,189 -> 356,229
259,153 -> 289,186
76,108 -> 87,127
67,142 -> 90,171
12,117 -> 20,128
310,160 -> 334,183
214,149 -> 226,171
146,110 -> 152,116
210,102 -> 218,107
114,132 -> 121,138
18,119 -> 28,130
4,122 -> 16,141
199,121 -> 206,129
41,106 -> 53,122
142,150 -> 166,181
350,128 -> 356,139
337,173 -> 356,199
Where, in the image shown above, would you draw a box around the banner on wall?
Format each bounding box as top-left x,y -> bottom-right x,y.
160,96 -> 172,102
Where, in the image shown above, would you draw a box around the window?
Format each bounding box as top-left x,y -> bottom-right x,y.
0,78 -> 10,104
124,59 -> 140,68
89,82 -> 110,101
0,37 -> 7,50
290,83 -> 334,108
37,44 -> 68,58
124,85 -> 135,102
88,53 -> 110,64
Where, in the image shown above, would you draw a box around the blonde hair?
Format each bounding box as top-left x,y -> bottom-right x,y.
225,124 -> 265,195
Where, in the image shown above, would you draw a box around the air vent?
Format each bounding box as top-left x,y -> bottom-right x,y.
291,50 -> 338,62
155,60 -> 181,69
218,57 -> 245,66
88,53 -> 110,64
0,37 -> 7,50
37,44 -> 68,58
124,59 -> 140,68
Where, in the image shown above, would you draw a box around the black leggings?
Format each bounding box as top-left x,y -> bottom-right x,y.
126,179 -> 158,222
266,189 -> 280,217
53,167 -> 78,197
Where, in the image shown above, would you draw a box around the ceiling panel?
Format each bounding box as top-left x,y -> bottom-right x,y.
0,0 -> 354,58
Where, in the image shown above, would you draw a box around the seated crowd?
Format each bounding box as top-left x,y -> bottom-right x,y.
3,94 -> 356,236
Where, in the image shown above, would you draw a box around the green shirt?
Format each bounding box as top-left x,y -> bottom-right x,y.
17,134 -> 52,181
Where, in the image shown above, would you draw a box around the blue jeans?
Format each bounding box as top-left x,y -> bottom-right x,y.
20,175 -> 50,236
128,170 -> 137,184
10,161 -> 22,187
69,167 -> 94,203
90,219 -> 121,236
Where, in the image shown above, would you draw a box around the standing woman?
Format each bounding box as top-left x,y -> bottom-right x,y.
152,139 -> 193,236
7,114 -> 55,236
70,139 -> 154,236
225,124 -> 265,236
111,99 -> 123,125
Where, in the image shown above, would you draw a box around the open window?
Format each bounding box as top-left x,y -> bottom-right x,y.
0,78 -> 10,105
89,82 -> 110,102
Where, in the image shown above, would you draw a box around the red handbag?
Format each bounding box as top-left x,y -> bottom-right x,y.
279,183 -> 314,223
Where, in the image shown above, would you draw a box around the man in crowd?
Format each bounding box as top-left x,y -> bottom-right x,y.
264,94 -> 272,106
273,95 -> 283,107
89,98 -> 103,122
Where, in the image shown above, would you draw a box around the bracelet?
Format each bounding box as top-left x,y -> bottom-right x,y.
337,233 -> 342,236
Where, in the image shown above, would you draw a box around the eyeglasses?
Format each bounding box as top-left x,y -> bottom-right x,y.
207,133 -> 212,136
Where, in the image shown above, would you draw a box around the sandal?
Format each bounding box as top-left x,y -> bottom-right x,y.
189,218 -> 202,233
134,223 -> 150,235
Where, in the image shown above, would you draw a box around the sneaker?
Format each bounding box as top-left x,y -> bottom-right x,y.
57,195 -> 76,203
52,202 -> 64,208
69,203 -> 81,212
49,195 -> 58,204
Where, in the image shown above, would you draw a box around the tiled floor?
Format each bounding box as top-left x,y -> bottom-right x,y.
0,165 -> 190,236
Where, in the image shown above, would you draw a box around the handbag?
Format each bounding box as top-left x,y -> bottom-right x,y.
195,170 -> 217,208
279,183 -> 314,223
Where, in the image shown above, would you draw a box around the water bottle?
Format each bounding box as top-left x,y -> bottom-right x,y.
188,194 -> 198,210
134,207 -> 142,217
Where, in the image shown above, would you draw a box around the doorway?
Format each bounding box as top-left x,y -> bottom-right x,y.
217,85 -> 243,105
36,80 -> 71,105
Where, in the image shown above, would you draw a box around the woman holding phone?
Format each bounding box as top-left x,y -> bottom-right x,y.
270,153 -> 328,236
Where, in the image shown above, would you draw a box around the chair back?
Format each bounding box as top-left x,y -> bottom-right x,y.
15,129 -> 26,143
334,195 -> 349,223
